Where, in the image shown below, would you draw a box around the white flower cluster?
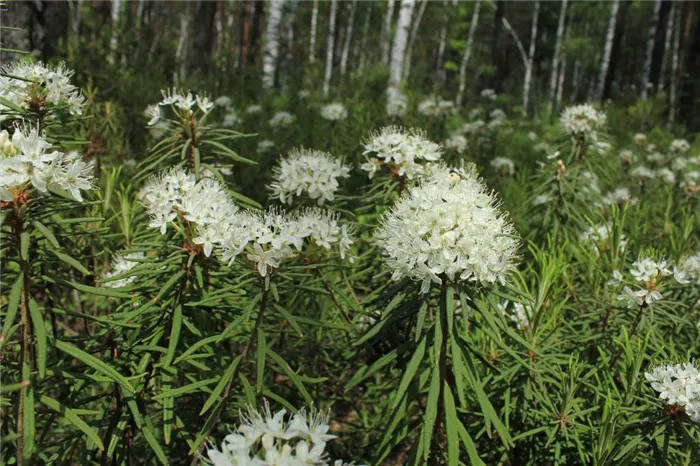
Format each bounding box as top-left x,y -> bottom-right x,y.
223,110 -> 242,128
488,109 -> 506,130
375,165 -> 519,293
579,223 -> 627,254
645,361 -> 700,422
670,139 -> 690,154
490,157 -> 515,176
206,403 -> 353,466
630,166 -> 655,180
417,97 -> 454,118
560,104 -> 606,137
269,111 -> 296,128
462,120 -> 485,135
360,126 -> 442,180
141,168 -> 239,254
0,127 -> 93,202
215,96 -> 233,108
633,133 -> 647,145
269,148 -> 350,206
300,208 -> 355,261
602,187 -> 637,206
444,133 -> 467,154
498,300 -> 530,330
247,104 -> 263,115
0,61 -> 85,118
614,257 -> 687,308
480,89 -> 497,100
158,88 -> 213,113
386,88 -> 408,118
676,253 -> 700,285
257,140 -> 276,154
319,103 -> 348,121
618,149 -> 634,164
103,252 -> 145,288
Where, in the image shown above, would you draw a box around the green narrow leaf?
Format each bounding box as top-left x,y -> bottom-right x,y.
415,298 -> 428,342
346,349 -> 398,391
38,394 -> 105,451
162,372 -> 173,444
256,330 -> 266,392
32,221 -> 60,248
444,383 -> 460,466
200,355 -> 242,415
164,305 -> 182,367
141,422 -> 169,465
20,231 -> 29,260
155,270 -> 185,303
48,249 -> 91,275
193,147 -> 201,178
457,418 -> 486,466
151,377 -> 218,400
28,299 -> 46,379
422,366 -> 440,461
22,361 -> 35,459
266,348 -> 313,405
2,275 -> 23,340
64,281 -> 131,299
393,335 -> 427,409
55,340 -> 135,392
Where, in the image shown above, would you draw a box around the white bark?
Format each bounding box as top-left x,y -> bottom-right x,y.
340,0 -> 357,77
523,1 -> 539,114
402,0 -> 427,81
641,0 -> 662,100
323,0 -> 338,95
555,23 -> 569,113
108,0 -> 121,65
262,0 -> 285,89
175,13 -> 189,85
381,0 -> 396,66
456,0 -> 481,107
661,2 -> 676,91
436,0 -> 450,85
593,0 -> 620,103
548,0 -> 567,110
388,0 -> 415,91
309,0 -> 318,63
668,5 -> 680,124
356,6 -> 372,75
69,0 -> 83,36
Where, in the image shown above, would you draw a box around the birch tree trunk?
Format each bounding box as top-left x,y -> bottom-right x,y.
548,0 -> 567,110
381,0 -> 396,66
356,6 -> 372,75
175,12 -> 189,85
523,1 -> 539,115
309,0 -> 318,63
323,0 -> 338,95
641,0 -> 662,100
388,0 -> 415,91
340,0 -> 357,77
660,2 -> 675,91
436,0 -> 450,86
668,5 -> 680,123
555,23 -> 569,113
108,0 -> 121,65
262,0 -> 285,89
456,0 -> 481,107
402,0 -> 427,81
593,0 -> 620,103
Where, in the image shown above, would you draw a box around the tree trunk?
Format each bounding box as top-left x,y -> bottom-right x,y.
188,1 -> 218,75
548,0 -> 567,110
356,5 -> 372,75
388,0 -> 414,91
657,1 -> 675,91
175,11 -> 189,85
402,0 -> 427,81
262,0 -> 284,89
340,0 -> 357,77
456,0 -> 481,106
641,0 -> 663,99
679,3 -> 699,126
309,0 -> 318,63
108,0 -> 121,65
239,1 -> 253,69
523,1 -> 539,115
668,5 -> 681,123
381,0 -> 396,66
435,0 -> 450,86
491,0 -> 506,92
323,0 -> 338,95
555,21 -> 569,113
593,0 -> 620,102
602,0 -> 629,101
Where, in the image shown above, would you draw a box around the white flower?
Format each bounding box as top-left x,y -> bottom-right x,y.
633,133 -> 647,145
676,253 -> 700,285
533,194 -> 551,206
560,104 -> 606,137
144,104 -> 161,126
297,89 -> 311,99
223,111 -> 241,128
103,252 -> 145,288
269,111 -> 295,128
214,96 -> 232,108
269,148 -> 350,206
375,165 -> 519,293
0,61 -> 86,117
656,167 -> 676,184
462,120 -> 485,135
206,401 -> 349,466
617,286 -> 662,308
197,95 -> 214,113
360,126 -> 443,180
417,97 -> 454,118
298,208 -> 355,260
319,103 -> 348,121
257,139 -> 275,154
618,149 -> 634,164
386,88 -> 408,117
670,139 -> 690,154
630,257 -> 672,283
645,361 -> 700,422
444,134 -> 467,154
498,300 -> 530,330
630,166 -> 655,180
647,152 -> 665,164
580,223 -> 627,254
52,159 -> 94,202
490,157 -> 515,176
246,104 -> 263,115
603,187 -> 637,206
480,89 -> 497,100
